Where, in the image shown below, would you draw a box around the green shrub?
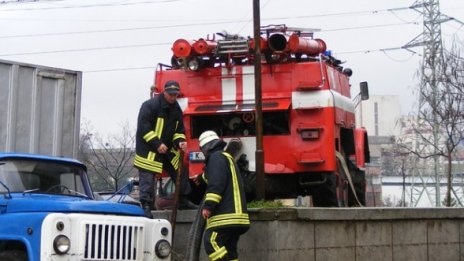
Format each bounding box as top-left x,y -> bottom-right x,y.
247,200 -> 283,208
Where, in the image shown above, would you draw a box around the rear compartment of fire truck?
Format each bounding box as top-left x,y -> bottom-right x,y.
155,24 -> 369,208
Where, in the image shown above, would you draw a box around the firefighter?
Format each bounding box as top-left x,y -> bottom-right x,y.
193,130 -> 250,261
134,80 -> 197,218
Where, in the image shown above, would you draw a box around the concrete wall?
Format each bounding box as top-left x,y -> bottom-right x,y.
153,207 -> 464,261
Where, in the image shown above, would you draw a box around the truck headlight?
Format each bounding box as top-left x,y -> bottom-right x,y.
188,57 -> 200,71
53,235 -> 71,254
155,240 -> 171,258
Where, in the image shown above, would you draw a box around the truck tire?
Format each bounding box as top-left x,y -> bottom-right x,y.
0,250 -> 28,261
312,173 -> 338,207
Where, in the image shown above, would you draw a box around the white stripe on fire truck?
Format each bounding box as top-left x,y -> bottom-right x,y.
177,97 -> 188,111
235,66 -> 243,103
292,90 -> 355,113
242,66 -> 255,102
221,67 -> 236,105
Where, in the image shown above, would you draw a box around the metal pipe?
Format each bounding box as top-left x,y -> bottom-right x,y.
268,33 -> 288,52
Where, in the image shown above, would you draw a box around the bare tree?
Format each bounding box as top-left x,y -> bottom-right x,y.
404,41 -> 464,207
387,135 -> 420,207
80,121 -> 136,192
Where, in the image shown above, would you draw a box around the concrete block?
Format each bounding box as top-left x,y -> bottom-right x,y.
240,220 -> 316,260
356,245 -> 392,261
392,245 -> 427,261
356,221 -> 392,247
315,221 -> 356,248
316,247 -> 356,261
427,220 -> 459,243
239,249 -> 268,261
314,221 -> 356,260
392,221 -> 427,260
427,220 -> 460,260
428,243 -> 460,261
392,221 -> 427,245
355,221 -> 393,261
269,221 -> 315,250
460,221 -> 464,261
270,249 -> 315,261
240,221 -> 271,250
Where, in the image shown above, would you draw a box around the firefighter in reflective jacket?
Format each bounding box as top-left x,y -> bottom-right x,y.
195,130 -> 250,261
134,80 -> 196,218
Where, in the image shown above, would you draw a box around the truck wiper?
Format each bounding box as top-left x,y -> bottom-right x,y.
0,163 -> 12,199
105,180 -> 138,203
67,189 -> 90,198
22,188 -> 89,198
23,189 -> 40,194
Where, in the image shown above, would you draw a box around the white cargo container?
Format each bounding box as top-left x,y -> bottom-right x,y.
0,59 -> 82,158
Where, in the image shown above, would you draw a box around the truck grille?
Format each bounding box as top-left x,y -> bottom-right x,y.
84,223 -> 144,260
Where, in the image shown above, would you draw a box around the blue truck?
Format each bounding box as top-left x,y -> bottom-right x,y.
0,152 -> 171,261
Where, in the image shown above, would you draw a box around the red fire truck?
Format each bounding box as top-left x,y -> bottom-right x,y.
153,25 -> 370,207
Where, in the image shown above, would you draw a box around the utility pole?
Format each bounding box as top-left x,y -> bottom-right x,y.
253,0 -> 265,200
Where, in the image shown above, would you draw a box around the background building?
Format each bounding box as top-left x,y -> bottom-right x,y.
356,95 -> 402,206
356,95 -> 402,136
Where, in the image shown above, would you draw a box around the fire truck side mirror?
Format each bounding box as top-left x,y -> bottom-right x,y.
360,82 -> 369,101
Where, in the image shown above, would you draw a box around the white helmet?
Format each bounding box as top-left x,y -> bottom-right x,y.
199,130 -> 220,148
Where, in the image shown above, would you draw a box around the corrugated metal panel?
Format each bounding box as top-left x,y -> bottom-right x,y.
0,59 -> 82,158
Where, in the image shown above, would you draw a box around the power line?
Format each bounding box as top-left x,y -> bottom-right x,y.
0,19 -> 427,57
0,42 -> 170,56
0,0 -> 64,5
0,21 -> 421,57
0,2 -> 438,42
0,0 -> 180,11
0,20 -> 249,39
323,21 -> 419,32
84,66 -> 154,73
337,45 -> 421,55
0,19 -> 420,40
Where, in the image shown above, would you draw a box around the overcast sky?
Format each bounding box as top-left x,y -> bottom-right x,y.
0,0 -> 463,137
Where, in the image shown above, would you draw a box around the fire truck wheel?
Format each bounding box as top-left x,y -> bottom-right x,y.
0,250 -> 28,261
312,173 -> 338,207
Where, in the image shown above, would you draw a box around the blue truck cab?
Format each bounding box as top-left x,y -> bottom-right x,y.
0,153 -> 171,261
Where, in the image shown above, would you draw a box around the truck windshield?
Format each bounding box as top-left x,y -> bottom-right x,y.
0,159 -> 88,197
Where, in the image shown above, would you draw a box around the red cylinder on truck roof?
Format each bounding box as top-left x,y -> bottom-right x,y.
172,39 -> 193,57
249,36 -> 268,51
287,34 -> 326,55
192,39 -> 217,55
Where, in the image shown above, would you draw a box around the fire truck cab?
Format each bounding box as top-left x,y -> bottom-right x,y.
153,25 -> 370,207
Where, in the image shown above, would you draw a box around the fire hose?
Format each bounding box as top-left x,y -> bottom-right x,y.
335,151 -> 364,207
167,149 -> 204,260
184,199 -> 206,261
170,150 -> 184,245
